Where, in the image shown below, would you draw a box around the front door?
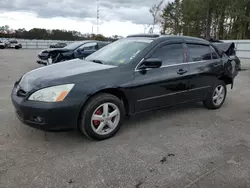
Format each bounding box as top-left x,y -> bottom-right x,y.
133,42 -> 190,112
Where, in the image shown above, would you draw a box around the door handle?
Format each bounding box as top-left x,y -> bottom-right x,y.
177,69 -> 187,75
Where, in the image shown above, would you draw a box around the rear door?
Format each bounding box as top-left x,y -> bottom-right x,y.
186,43 -> 222,100
133,42 -> 190,112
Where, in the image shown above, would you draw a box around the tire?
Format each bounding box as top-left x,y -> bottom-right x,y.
79,93 -> 125,140
15,46 -> 20,49
203,81 -> 227,109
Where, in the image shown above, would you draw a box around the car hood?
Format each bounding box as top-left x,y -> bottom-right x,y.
18,59 -> 116,92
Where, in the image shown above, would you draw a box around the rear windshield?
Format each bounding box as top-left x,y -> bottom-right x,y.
64,41 -> 85,50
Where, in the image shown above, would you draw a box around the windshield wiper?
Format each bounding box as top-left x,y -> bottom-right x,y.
91,59 -> 103,64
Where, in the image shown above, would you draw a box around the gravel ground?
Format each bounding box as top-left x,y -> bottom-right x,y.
1,49 -> 250,188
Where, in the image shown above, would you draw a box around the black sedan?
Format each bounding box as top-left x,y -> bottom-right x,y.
12,34 -> 240,140
37,40 -> 110,65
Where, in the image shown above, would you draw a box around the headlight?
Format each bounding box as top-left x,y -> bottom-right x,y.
28,84 -> 74,102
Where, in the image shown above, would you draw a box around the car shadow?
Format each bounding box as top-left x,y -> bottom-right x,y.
119,101 -> 205,133
27,102 -> 205,143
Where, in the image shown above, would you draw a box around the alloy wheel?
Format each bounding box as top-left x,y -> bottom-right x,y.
213,85 -> 225,106
91,103 -> 120,135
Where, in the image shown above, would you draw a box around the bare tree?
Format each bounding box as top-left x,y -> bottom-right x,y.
149,0 -> 164,33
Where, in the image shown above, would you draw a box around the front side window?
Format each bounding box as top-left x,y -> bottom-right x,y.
187,44 -> 211,62
86,38 -> 152,66
149,43 -> 184,65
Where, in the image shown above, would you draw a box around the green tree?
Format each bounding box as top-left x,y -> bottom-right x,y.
159,0 -> 250,40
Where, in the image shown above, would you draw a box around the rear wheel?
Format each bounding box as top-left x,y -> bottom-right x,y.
79,93 -> 125,140
203,81 -> 227,109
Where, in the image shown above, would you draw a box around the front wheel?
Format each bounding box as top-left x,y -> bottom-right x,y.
203,81 -> 227,109
79,93 -> 125,140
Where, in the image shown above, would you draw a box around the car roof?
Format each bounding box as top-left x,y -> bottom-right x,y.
74,40 -> 108,44
126,34 -> 210,45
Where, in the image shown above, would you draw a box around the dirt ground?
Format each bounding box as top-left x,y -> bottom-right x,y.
1,49 -> 250,188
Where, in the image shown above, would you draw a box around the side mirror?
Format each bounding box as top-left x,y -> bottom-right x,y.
141,58 -> 162,69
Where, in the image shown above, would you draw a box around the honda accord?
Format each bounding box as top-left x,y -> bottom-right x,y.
11,34 -> 240,140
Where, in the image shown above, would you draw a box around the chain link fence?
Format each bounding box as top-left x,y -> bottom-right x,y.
7,39 -> 250,60
16,39 -> 74,49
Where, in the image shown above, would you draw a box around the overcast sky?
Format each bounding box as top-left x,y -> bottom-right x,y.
0,0 -> 165,36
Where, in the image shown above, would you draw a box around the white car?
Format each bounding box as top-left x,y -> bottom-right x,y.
8,39 -> 22,49
0,40 -> 7,49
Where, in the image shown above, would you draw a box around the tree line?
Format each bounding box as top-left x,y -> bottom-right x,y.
154,0 -> 250,40
0,25 -> 121,41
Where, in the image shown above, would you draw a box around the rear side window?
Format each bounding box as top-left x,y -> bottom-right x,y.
149,43 -> 184,65
187,44 -> 211,62
210,46 -> 220,59
79,42 -> 97,51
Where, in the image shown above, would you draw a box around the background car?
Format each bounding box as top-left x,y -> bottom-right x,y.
49,42 -> 67,48
0,38 -> 10,48
37,40 -> 110,65
8,39 -> 22,49
0,40 -> 6,49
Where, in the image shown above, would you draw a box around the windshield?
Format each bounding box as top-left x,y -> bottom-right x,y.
85,38 -> 152,66
9,40 -> 17,44
64,41 -> 85,50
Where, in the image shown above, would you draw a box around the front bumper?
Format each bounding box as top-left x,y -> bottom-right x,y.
37,59 -> 48,65
37,54 -> 50,65
11,88 -> 83,131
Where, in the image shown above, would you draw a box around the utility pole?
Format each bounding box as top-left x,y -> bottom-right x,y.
97,0 -> 100,35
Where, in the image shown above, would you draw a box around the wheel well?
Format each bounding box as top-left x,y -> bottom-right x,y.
76,88 -> 130,129
94,88 -> 130,115
77,88 -> 130,128
219,76 -> 232,85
